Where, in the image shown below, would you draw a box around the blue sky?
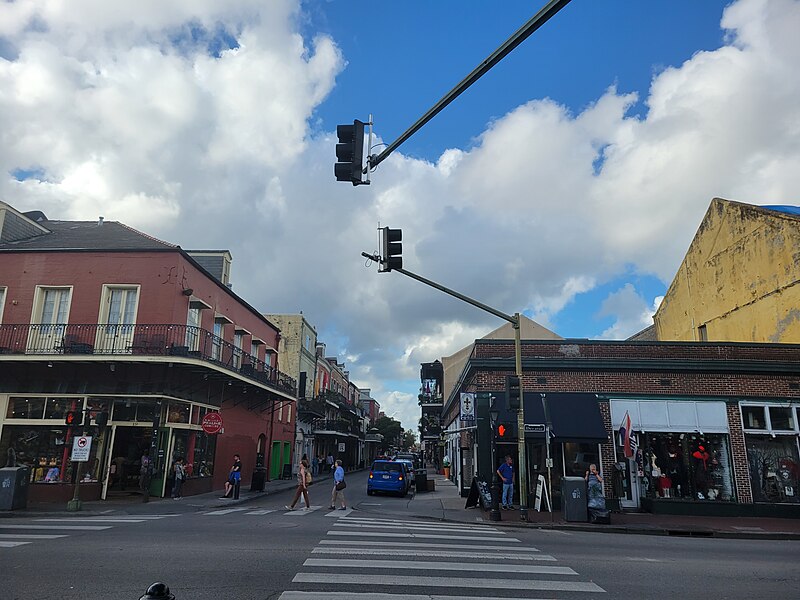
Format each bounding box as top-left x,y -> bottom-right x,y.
2,0 -> 798,431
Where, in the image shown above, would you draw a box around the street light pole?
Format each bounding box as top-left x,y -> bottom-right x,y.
489,397 -> 501,522
513,314 -> 528,521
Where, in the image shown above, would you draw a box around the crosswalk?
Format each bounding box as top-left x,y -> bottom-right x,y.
279,516 -> 606,598
202,506 -> 353,517
0,515 -> 178,550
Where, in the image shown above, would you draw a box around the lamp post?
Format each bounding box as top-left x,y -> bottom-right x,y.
489,397 -> 501,522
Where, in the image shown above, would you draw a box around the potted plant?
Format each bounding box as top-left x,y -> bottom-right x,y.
442,456 -> 451,479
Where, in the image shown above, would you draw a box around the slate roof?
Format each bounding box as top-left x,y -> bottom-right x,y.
0,219 -> 177,252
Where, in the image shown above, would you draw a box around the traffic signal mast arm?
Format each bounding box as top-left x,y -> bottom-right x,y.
367,0 -> 572,171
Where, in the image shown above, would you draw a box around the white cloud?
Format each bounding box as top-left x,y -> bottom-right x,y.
2,0 -> 799,431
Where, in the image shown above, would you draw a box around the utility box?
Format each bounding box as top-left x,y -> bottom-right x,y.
0,467 -> 30,510
561,476 -> 588,522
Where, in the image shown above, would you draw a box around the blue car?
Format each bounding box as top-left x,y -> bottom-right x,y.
367,460 -> 409,496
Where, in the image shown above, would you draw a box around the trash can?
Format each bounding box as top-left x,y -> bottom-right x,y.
0,467 -> 30,510
250,467 -> 267,492
415,468 -> 428,493
561,476 -> 588,522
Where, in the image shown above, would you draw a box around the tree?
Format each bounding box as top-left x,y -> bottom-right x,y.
374,415 -> 402,451
401,430 -> 417,450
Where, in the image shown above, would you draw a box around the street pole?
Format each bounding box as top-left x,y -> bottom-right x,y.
542,393 -> 554,523
513,314 -> 528,521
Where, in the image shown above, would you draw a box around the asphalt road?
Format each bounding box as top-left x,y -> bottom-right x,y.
2,470 -> 798,599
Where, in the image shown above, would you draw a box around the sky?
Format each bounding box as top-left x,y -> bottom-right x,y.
2,0 -> 800,434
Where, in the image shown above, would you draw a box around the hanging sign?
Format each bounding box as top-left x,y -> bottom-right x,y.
459,393 -> 475,422
201,412 -> 224,434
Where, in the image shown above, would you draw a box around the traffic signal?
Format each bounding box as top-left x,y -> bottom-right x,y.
506,374 -> 521,410
380,227 -> 402,272
334,120 -> 366,185
65,410 -> 83,427
497,424 -> 507,438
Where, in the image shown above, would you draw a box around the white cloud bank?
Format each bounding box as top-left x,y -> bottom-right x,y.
2,0 -> 800,430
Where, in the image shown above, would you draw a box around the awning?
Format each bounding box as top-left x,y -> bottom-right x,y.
497,392 -> 608,444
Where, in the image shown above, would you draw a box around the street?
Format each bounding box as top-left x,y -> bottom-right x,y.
2,471 -> 798,599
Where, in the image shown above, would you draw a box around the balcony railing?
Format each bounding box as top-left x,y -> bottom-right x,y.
311,418 -> 360,436
0,323 -> 296,396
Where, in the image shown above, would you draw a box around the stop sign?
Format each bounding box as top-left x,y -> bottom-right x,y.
201,412 -> 223,434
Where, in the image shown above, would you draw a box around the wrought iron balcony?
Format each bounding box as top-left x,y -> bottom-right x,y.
311,418 -> 358,436
0,323 -> 296,396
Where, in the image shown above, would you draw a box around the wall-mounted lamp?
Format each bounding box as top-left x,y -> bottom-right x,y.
182,288 -> 194,296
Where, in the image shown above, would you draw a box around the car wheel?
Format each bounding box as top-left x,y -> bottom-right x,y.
367,489 -> 373,496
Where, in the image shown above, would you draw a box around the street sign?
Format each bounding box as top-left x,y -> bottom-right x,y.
201,412 -> 223,434
524,423 -> 546,433
338,442 -> 346,453
71,436 -> 92,462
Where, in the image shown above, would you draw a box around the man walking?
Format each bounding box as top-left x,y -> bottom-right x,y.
497,455 -> 515,510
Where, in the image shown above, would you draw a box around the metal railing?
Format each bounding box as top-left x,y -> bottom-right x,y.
311,419 -> 359,436
0,323 -> 296,396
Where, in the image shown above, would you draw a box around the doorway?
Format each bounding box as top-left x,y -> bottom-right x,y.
270,441 -> 282,479
105,425 -> 151,498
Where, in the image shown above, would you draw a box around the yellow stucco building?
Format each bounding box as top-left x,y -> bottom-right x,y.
654,198 -> 800,343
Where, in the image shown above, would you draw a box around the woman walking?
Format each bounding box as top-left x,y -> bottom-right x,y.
329,459 -> 347,510
286,458 -> 311,510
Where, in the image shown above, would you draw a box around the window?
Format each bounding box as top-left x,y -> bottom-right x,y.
698,324 -> 708,341
0,286 -> 6,323
98,286 -> 139,351
769,407 -> 795,431
286,403 -> 292,425
250,342 -> 259,363
29,287 -> 71,351
741,405 -> 766,430
167,402 -> 190,424
212,321 -> 223,360
186,307 -> 201,351
233,332 -> 243,369
6,397 -> 46,419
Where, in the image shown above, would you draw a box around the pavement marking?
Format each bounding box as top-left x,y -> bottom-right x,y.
34,518 -> 149,523
245,510 -> 276,515
0,534 -> 69,540
340,517 -> 500,531
318,540 -> 537,552
335,522 -> 503,534
327,530 -> 517,542
284,506 -> 322,516
359,503 -> 382,506
204,508 -> 250,516
0,525 -> 113,531
0,541 -> 32,548
324,508 -> 354,517
303,558 -> 574,575
732,526 -> 765,531
292,573 -> 605,593
311,548 -> 556,561
280,594 -> 559,600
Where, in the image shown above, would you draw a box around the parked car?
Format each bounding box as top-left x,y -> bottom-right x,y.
367,460 -> 409,496
395,452 -> 420,469
395,459 -> 416,488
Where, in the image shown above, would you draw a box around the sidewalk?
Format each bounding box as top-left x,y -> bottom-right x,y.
0,469 -> 340,518
402,473 -> 800,541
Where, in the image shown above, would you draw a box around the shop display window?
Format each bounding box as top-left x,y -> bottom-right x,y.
168,430 -> 215,478
0,425 -> 99,483
742,405 -> 766,429
44,398 -> 72,419
746,435 -> 800,504
563,443 -> 600,478
167,402 -> 190,424
638,432 -> 734,501
6,397 -> 46,419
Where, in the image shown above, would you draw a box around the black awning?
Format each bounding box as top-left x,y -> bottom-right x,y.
496,392 -> 608,444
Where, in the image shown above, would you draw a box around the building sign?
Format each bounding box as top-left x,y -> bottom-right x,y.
201,412 -> 224,434
71,436 -> 92,462
338,442 -> 346,452
524,424 -> 546,433
460,393 -> 475,422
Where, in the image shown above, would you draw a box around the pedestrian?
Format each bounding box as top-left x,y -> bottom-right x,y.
286,458 -> 311,510
171,457 -> 185,500
326,453 -> 334,473
496,455 -> 514,509
113,455 -> 127,490
585,463 -> 605,509
311,455 -> 319,476
329,459 -> 347,510
221,453 -> 241,499
139,449 -> 150,491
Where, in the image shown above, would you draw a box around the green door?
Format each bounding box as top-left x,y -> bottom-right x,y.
270,441 -> 282,479
283,442 -> 292,476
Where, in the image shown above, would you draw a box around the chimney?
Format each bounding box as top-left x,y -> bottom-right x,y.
98,216 -> 104,226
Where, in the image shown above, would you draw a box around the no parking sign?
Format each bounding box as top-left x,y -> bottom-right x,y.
71,436 -> 92,462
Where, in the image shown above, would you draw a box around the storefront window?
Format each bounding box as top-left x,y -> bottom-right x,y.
742,405 -> 766,429
563,443 -> 600,478
44,398 -> 71,419
769,407 -> 795,431
112,399 -> 136,422
639,432 -> 734,501
136,402 -> 155,423
0,425 -> 99,483
168,430 -> 215,478
6,397 -> 46,419
746,435 -> 800,504
167,402 -> 190,424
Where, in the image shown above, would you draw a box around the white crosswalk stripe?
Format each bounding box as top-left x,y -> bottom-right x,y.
204,508 -> 250,516
245,509 -> 276,515
0,514 -> 177,551
324,508 -> 353,517
284,506 -> 322,516
279,515 -> 606,598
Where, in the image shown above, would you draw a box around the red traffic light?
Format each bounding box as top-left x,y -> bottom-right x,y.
65,410 -> 82,427
497,424 -> 506,437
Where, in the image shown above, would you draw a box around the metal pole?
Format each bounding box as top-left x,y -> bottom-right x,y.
514,314 -> 528,521
542,393 -> 554,522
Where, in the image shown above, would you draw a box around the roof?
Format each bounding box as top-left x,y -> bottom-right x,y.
762,205 -> 800,217
627,324 -> 657,341
0,219 -> 176,252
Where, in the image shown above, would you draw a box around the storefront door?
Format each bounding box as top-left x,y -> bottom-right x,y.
615,458 -> 640,509
270,441 -> 282,479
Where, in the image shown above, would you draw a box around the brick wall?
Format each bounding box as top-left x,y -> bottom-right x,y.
726,402 -> 753,504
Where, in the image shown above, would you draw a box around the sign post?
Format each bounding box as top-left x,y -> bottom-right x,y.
67,435 -> 92,511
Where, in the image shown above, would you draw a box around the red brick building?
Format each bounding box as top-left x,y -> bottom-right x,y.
442,338 -> 800,517
0,202 -> 296,502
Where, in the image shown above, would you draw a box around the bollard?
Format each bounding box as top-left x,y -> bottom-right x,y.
139,582 -> 175,600
233,479 -> 240,500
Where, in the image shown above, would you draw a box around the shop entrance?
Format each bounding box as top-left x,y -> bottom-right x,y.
104,425 -> 151,499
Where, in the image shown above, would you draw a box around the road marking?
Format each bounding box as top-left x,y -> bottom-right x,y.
280,594 -> 558,600
359,503 -> 382,506
311,548 -> 556,561
341,517 -> 500,531
0,534 -> 69,540
35,518 -> 149,523
732,526 -> 765,531
327,530 -> 517,542
284,506 -> 322,516
303,558 -> 575,576
204,508 -> 250,516
293,573 -> 604,593
624,557 -> 661,563
0,525 -> 112,531
318,540 -> 537,552
335,522 -> 503,534
245,510 -> 276,515
122,514 -> 180,518
0,541 -> 32,548
325,508 -> 354,517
